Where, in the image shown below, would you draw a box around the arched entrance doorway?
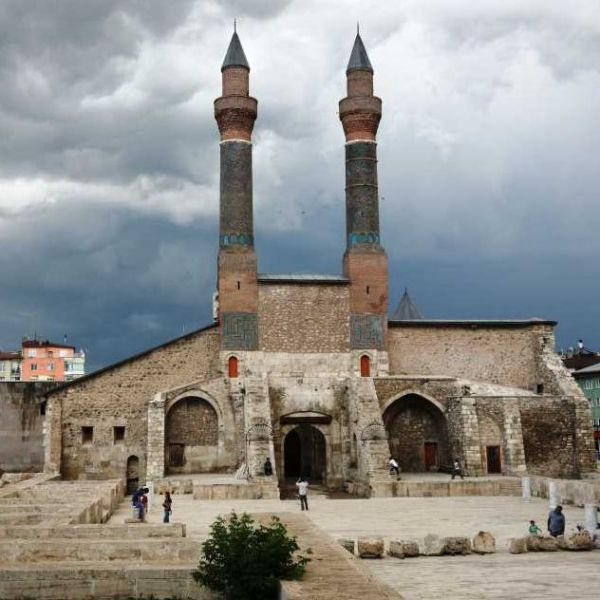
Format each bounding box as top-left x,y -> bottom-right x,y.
126,455 -> 139,495
283,425 -> 326,481
165,396 -> 218,474
383,394 -> 449,472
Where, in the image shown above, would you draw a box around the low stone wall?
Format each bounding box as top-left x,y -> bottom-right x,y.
363,477 -> 521,498
529,475 -> 600,505
193,481 -> 279,500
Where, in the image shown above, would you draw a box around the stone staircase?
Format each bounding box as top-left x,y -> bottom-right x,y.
0,479 -> 208,599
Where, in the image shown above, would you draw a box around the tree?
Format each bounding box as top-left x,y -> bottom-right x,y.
193,511 -> 308,600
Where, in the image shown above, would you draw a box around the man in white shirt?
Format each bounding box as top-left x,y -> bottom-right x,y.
296,477 -> 309,511
389,456 -> 400,479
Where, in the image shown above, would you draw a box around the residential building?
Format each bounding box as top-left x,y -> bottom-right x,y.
20,338 -> 85,382
0,351 -> 21,381
572,362 -> 600,453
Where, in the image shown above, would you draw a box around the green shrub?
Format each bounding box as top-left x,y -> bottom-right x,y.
193,511 -> 308,600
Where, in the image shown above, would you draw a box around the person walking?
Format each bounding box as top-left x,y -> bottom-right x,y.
264,457 -> 273,476
451,459 -> 464,480
388,456 -> 400,479
131,486 -> 149,521
162,491 -> 173,523
296,477 -> 309,511
547,505 -> 565,537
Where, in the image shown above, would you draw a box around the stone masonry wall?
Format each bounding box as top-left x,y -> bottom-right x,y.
258,283 -> 350,353
387,324 -> 550,390
0,382 -> 55,472
46,326 -> 221,480
519,397 -> 577,478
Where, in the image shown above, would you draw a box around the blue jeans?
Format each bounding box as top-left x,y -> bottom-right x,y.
163,510 -> 170,523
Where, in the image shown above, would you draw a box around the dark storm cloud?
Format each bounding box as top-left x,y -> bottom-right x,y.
1,0 -> 600,368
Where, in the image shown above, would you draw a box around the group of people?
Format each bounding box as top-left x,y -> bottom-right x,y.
131,486 -> 173,523
388,456 -> 465,480
528,505 -> 566,537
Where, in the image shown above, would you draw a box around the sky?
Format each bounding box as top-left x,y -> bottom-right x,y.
1,0 -> 599,372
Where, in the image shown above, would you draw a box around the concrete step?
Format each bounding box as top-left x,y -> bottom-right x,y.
0,523 -> 186,540
0,538 -> 200,563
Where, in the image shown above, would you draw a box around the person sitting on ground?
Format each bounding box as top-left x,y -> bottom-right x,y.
451,459 -> 464,480
547,505 -> 565,537
388,456 -> 400,479
528,520 -> 542,536
264,457 -> 273,476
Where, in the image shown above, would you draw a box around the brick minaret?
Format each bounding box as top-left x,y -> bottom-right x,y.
215,30 -> 259,350
339,31 -> 388,351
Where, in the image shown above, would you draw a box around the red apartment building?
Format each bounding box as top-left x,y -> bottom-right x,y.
20,338 -> 85,382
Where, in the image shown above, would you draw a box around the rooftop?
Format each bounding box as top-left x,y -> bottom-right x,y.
22,339 -> 75,350
222,31 -> 249,71
391,289 -> 424,320
346,32 -> 373,74
258,273 -> 350,284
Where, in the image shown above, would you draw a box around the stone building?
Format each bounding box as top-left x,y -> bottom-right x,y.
43,31 -> 596,495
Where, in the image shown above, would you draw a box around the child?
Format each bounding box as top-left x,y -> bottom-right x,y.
528,520 -> 542,535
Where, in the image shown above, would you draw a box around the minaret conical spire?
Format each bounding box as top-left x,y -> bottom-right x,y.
346,32 -> 373,74
222,30 -> 250,71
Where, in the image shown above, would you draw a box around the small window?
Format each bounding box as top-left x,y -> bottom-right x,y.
237,281 -> 241,290
114,426 -> 125,443
31,363 -> 38,371
360,355 -> 371,377
27,349 -> 36,358
535,383 -> 544,395
82,426 -> 94,445
49,362 -> 55,371
366,285 -> 370,295
228,356 -> 239,378
40,402 -> 46,416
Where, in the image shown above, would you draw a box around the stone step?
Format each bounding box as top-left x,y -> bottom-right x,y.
0,538 -> 200,563
0,513 -> 69,526
0,522 -> 186,540
0,564 -> 206,600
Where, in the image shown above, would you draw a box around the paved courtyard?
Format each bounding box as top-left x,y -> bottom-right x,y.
110,493 -> 599,599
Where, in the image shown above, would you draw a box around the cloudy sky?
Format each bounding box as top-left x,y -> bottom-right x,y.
1,0 -> 599,371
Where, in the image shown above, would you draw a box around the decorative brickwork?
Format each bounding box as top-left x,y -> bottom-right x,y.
222,312 -> 259,350
351,314 -> 384,349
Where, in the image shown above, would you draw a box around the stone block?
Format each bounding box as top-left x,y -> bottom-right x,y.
472,531 -> 495,554
443,536 -> 472,555
508,538 -> 528,554
400,540 -> 420,557
388,541 -> 405,559
564,531 -> 593,551
525,535 -> 559,551
357,536 -> 384,558
338,538 -> 355,554
422,534 -> 445,556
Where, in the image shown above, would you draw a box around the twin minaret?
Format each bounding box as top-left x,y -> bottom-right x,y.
215,30 -> 388,351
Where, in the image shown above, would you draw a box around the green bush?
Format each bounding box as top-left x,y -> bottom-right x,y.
193,511 -> 309,600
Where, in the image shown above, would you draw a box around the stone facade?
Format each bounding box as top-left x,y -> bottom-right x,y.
0,382 -> 54,473
40,31 -> 596,492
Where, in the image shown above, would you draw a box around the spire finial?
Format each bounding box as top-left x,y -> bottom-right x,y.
234,18 -> 237,33
357,22 -> 360,35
